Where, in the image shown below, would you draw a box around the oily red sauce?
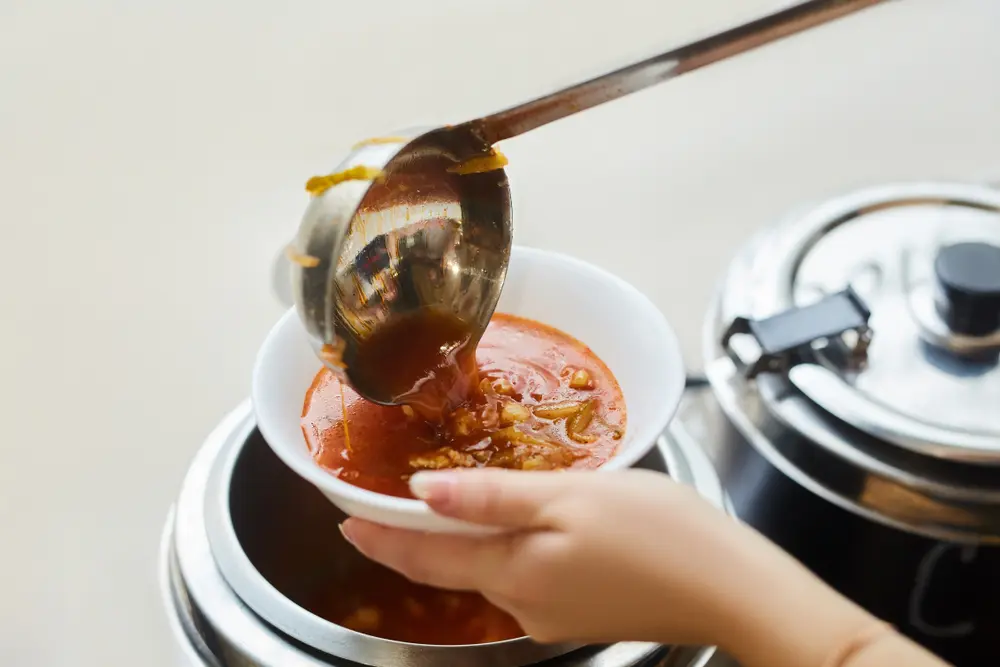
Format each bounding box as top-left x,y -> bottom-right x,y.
302,561 -> 523,644
302,312 -> 626,498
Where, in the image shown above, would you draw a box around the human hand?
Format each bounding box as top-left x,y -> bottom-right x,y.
343,469 -> 717,644
340,468 -> 944,667
339,469 -> 820,650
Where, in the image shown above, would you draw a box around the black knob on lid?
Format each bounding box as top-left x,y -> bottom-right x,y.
934,241 -> 1000,337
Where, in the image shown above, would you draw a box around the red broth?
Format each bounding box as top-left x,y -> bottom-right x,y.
301,312 -> 626,498
302,562 -> 524,644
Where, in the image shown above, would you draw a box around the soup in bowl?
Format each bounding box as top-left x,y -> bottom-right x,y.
252,246 -> 685,533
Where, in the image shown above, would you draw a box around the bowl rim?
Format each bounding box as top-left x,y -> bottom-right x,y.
252,244 -> 686,518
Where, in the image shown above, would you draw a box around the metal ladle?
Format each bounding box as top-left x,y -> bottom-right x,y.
288,0 -> 890,406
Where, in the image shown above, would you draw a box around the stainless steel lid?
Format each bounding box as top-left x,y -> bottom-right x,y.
170,401 -> 723,667
721,182 -> 1000,463
705,182 -> 1000,543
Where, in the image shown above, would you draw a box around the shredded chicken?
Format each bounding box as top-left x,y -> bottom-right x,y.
305,165 -> 383,196
403,597 -> 426,618
479,403 -> 500,429
449,408 -> 480,436
487,439 -> 579,470
446,149 -> 508,175
409,447 -> 477,470
352,136 -> 409,149
520,455 -> 553,471
569,368 -> 593,389
285,244 -> 320,268
567,400 -> 598,443
341,607 -> 381,632
533,401 -> 584,420
492,377 -> 515,396
499,400 -> 530,425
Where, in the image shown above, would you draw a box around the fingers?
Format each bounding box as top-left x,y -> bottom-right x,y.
408,468 -> 572,529
340,518 -> 518,591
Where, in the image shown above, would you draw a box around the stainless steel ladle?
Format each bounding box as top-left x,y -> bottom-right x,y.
287,0 -> 891,405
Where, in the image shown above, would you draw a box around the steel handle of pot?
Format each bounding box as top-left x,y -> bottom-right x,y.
716,237 -> 1000,459
720,286 -> 873,379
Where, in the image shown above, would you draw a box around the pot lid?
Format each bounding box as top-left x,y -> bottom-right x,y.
721,183 -> 1000,464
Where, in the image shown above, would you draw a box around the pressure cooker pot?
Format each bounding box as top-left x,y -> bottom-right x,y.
159,401 -> 728,667
697,181 -> 1000,667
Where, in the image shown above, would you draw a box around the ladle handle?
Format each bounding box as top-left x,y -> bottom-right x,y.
476,0 -> 892,144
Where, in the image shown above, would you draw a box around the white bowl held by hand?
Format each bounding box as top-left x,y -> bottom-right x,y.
252,245 -> 686,533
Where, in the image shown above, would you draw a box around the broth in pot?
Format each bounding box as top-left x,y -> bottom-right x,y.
230,435 -> 524,644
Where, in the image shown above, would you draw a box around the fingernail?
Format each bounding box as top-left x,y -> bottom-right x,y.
409,471 -> 456,506
339,521 -> 357,547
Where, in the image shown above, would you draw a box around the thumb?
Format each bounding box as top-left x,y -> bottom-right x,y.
409,468 -> 571,528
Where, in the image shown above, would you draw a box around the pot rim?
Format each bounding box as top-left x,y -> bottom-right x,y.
178,401 -> 723,666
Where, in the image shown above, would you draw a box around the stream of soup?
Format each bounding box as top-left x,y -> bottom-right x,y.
301,312 -> 626,498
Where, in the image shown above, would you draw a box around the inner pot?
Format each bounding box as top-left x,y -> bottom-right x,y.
232,434 -> 521,645
200,410 -> 712,667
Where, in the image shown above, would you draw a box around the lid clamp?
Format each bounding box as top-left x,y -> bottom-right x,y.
722,287 -> 873,378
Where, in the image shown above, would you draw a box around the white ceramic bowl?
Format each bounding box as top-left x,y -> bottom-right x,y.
252,245 -> 686,533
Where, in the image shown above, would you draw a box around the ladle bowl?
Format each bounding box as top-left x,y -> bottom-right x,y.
290,126 -> 512,405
